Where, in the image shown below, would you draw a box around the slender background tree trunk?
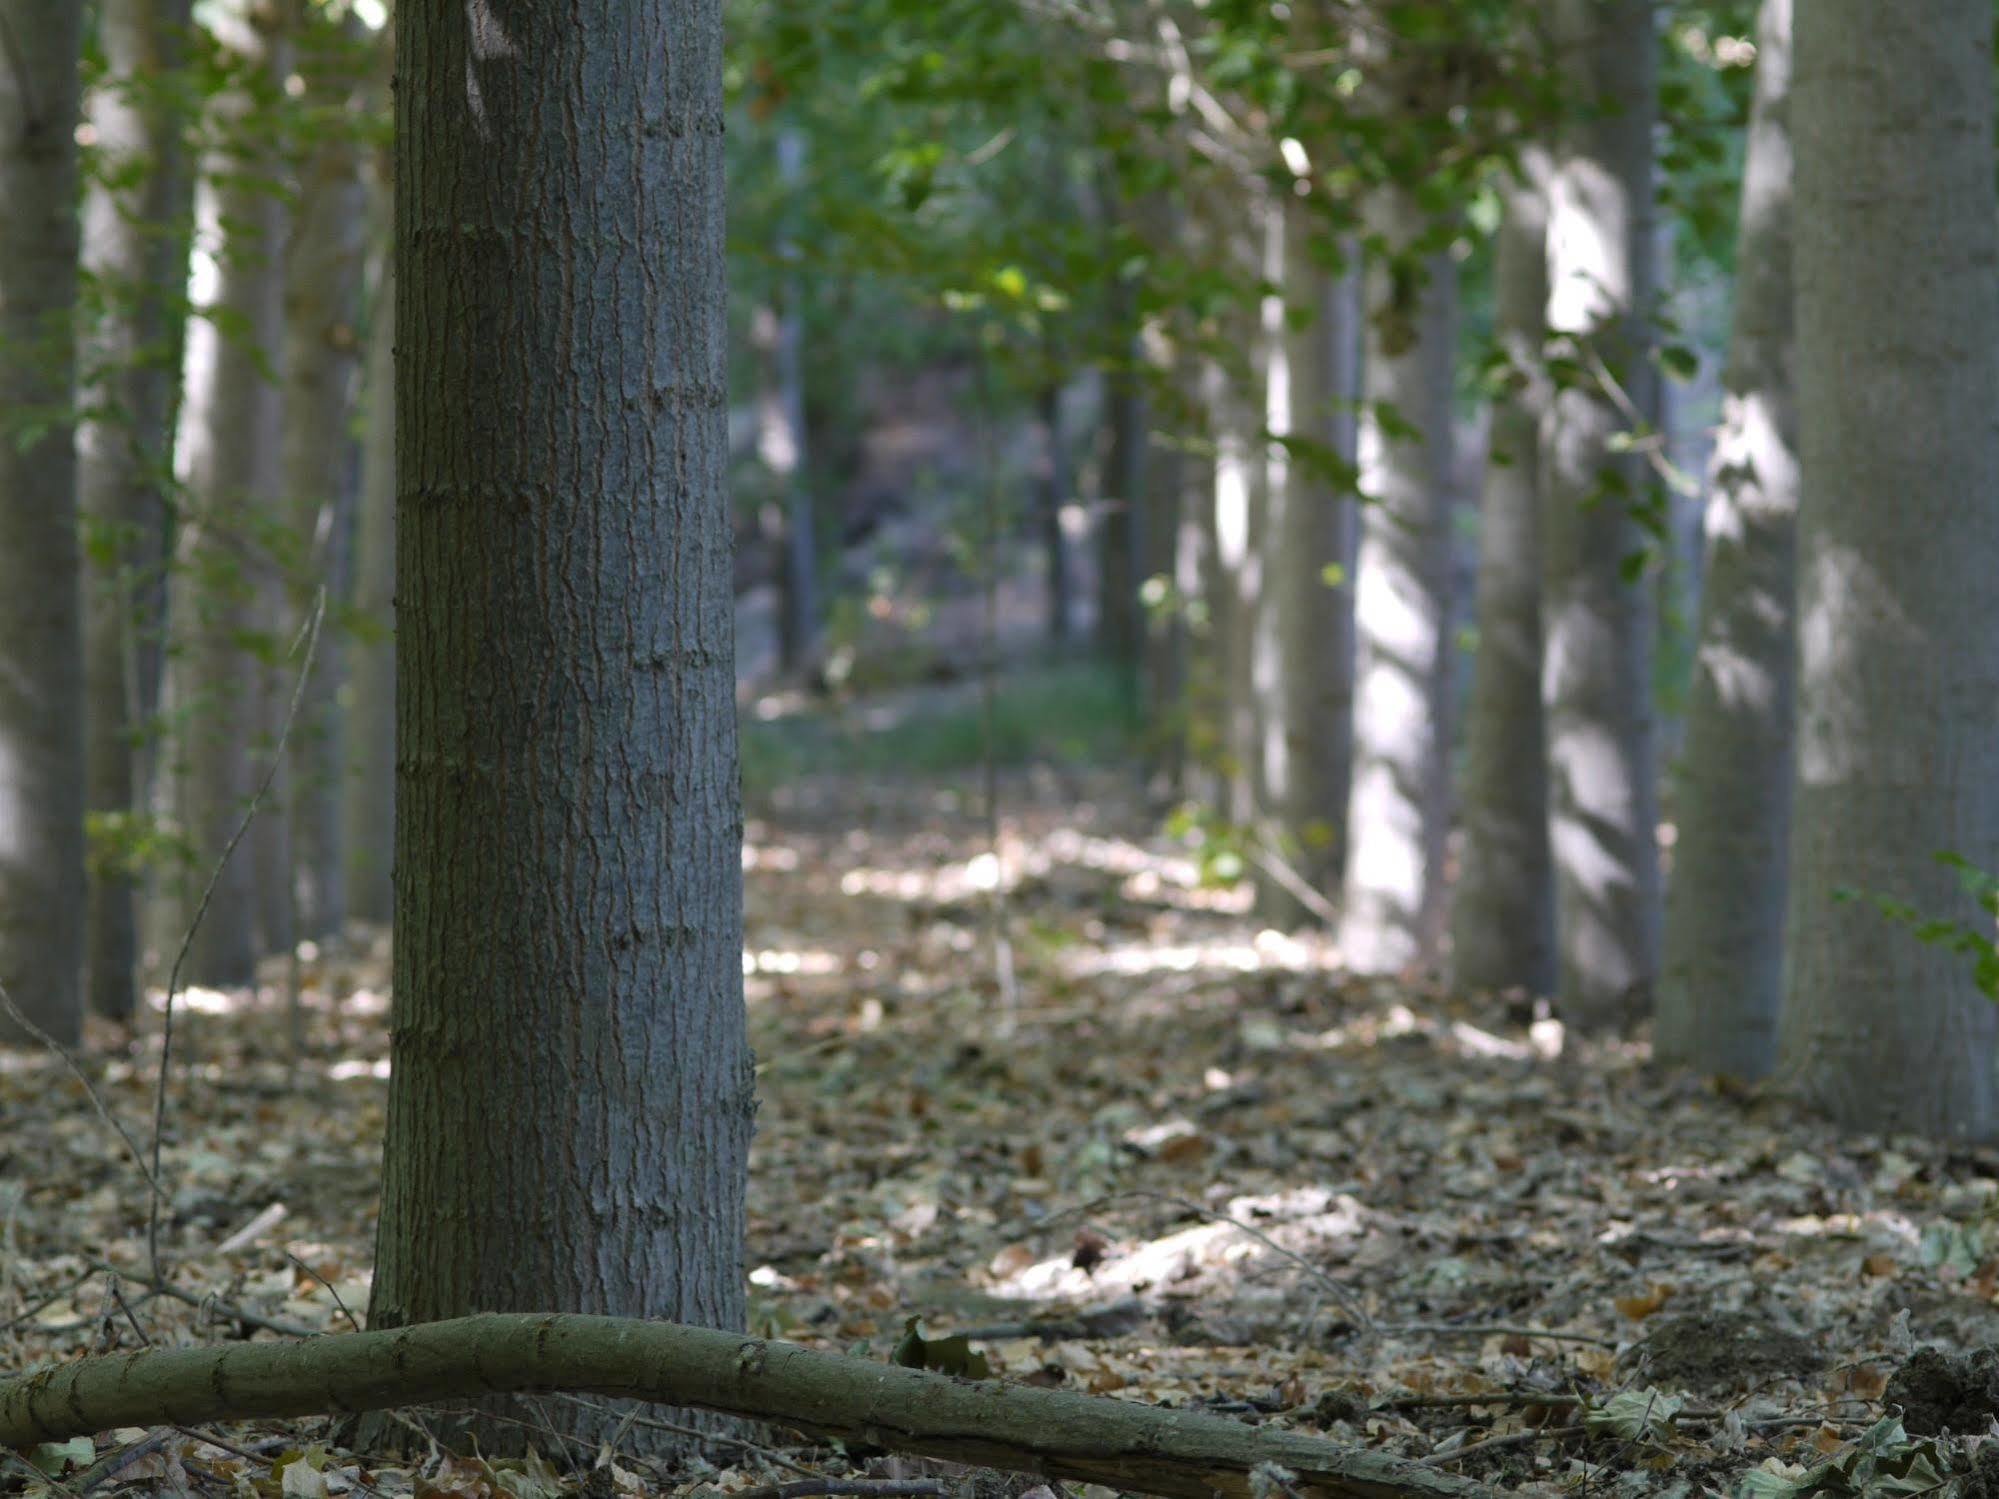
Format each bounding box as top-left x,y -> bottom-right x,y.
1540,0 -> 1662,1026
1253,208 -> 1358,922
283,9 -> 370,942
1657,0 -> 1796,1078
1340,190 -> 1458,973
344,117 -> 395,927
170,2 -> 288,987
78,0 -> 194,1021
0,0 -> 86,1045
1451,151 -> 1556,997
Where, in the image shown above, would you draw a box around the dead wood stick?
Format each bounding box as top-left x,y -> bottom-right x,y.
732,1481 -> 948,1499
86,1260 -> 320,1340
0,1313 -> 1490,1499
1421,1426 -> 1585,1467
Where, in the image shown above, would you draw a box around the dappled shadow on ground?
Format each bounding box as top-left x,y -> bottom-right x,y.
6,764 -> 1999,1493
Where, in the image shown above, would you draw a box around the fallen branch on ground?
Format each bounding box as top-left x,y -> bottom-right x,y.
0,1314 -> 1488,1499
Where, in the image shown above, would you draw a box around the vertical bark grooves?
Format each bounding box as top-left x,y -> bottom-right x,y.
0,1 -> 85,1044
79,0 -> 194,1021
1340,189 -> 1458,974
1451,152 -> 1556,997
1777,0 -> 1999,1135
1540,0 -> 1661,1025
284,10 -> 371,941
171,3 -> 288,987
1656,0 -> 1796,1078
369,0 -> 752,1454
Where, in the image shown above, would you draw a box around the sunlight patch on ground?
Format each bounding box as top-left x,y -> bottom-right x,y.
1064,927 -> 1335,978
980,1187 -> 1371,1306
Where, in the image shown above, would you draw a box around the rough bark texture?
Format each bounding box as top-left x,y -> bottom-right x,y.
0,0 -> 85,1046
1253,211 -> 1359,924
344,133 -> 395,927
1340,191 -> 1457,974
170,3 -> 289,987
1451,152 -> 1557,997
283,11 -> 370,942
1540,0 -> 1661,1027
1776,0 -> 1999,1136
77,0 -> 192,1021
0,1314 -> 1487,1499
1656,0 -> 1796,1079
368,0 -> 755,1456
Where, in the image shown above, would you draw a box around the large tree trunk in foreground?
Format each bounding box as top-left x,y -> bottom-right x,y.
1340,191 -> 1458,974
0,2 -> 87,1047
369,0 -> 754,1457
1540,0 -> 1662,1027
1656,0 -> 1797,1080
0,1314 -> 1486,1499
78,0 -> 194,1022
1451,151 -> 1556,997
1776,0 -> 1999,1137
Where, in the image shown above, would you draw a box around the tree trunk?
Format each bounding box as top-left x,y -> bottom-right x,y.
0,0 -> 85,1047
1540,0 -> 1662,1026
1098,313 -> 1144,678
1776,0 -> 1999,1136
1208,341 -> 1263,826
283,10 -> 371,942
1450,151 -> 1557,997
170,2 -> 288,988
344,125 -> 395,928
367,0 -> 754,1457
1656,0 -> 1796,1079
77,0 -> 193,1022
757,125 -> 816,675
1040,377 -> 1075,643
1253,210 -> 1359,924
1340,191 -> 1458,974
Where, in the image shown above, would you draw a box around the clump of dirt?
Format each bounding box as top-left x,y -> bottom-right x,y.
1956,1438 -> 1999,1499
1886,1346 -> 1999,1436
1620,1311 -> 1823,1393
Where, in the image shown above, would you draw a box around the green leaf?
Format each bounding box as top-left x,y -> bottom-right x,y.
28,1438 -> 94,1476
1657,343 -> 1701,381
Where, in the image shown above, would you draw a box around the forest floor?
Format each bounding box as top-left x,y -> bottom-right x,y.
8,754 -> 1999,1497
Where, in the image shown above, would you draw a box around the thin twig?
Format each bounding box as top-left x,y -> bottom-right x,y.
972,356 -> 1018,1027
1421,1424 -> 1584,1467
547,1393 -> 821,1475
0,986 -> 165,1203
4,1266 -> 99,1333
87,1259 -> 321,1340
72,1427 -> 175,1496
149,589 -> 326,1279
285,1248 -> 363,1333
1382,1322 -> 1618,1348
